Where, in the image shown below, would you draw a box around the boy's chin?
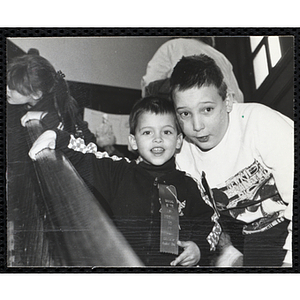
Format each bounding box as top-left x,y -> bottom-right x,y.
147,157 -> 172,166
193,140 -> 215,152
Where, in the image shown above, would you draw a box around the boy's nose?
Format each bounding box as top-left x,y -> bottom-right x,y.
153,134 -> 162,143
192,116 -> 205,132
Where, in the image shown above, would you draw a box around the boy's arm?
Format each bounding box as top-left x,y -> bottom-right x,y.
253,107 -> 293,266
29,129 -> 78,161
29,129 -> 120,206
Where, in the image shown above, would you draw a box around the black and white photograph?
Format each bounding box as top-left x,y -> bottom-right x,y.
5,34 -> 295,270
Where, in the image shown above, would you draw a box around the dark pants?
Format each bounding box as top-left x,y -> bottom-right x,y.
243,219 -> 289,267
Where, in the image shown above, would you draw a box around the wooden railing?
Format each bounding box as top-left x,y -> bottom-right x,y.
8,120 -> 143,267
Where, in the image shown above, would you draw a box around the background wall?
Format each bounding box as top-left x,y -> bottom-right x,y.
9,36 -> 293,120
9,37 -> 170,90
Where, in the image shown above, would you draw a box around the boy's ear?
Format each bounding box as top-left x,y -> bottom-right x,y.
128,134 -> 138,151
225,93 -> 233,113
176,133 -> 183,150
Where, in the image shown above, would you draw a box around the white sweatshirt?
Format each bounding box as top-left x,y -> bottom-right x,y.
175,103 -> 294,265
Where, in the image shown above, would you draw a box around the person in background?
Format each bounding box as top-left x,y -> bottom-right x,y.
27,96 -> 222,267
7,51 -> 112,142
170,54 -> 293,267
6,52 -> 116,265
141,37 -> 244,103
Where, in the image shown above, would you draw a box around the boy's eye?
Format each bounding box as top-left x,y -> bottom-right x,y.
163,130 -> 173,135
179,112 -> 190,119
142,130 -> 152,135
204,107 -> 214,113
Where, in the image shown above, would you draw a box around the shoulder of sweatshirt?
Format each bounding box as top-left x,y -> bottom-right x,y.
231,102 -> 293,127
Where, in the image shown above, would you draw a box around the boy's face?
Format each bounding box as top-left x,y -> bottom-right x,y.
129,112 -> 183,166
173,85 -> 232,151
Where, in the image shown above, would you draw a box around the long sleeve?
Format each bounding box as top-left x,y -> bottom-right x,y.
252,107 -> 294,265
248,105 -> 294,216
55,130 -> 129,206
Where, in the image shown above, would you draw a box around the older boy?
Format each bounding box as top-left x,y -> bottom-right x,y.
170,55 -> 294,267
28,96 -> 221,267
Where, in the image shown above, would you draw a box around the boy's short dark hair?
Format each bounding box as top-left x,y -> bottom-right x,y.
129,96 -> 181,134
170,54 -> 227,100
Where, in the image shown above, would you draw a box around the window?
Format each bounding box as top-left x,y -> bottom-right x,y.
250,36 -> 283,89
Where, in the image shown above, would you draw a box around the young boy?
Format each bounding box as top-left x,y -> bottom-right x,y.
170,54 -> 294,267
28,96 -> 221,267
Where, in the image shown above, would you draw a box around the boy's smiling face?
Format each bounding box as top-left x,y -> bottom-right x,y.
173,85 -> 232,151
129,112 -> 183,166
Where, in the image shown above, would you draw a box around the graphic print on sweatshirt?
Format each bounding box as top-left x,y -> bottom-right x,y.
216,160 -> 287,234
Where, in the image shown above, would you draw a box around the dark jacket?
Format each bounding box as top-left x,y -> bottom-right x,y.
56,130 -> 215,266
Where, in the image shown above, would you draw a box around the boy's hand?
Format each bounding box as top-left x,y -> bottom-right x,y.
170,240 -> 200,266
29,130 -> 57,161
21,111 -> 48,127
